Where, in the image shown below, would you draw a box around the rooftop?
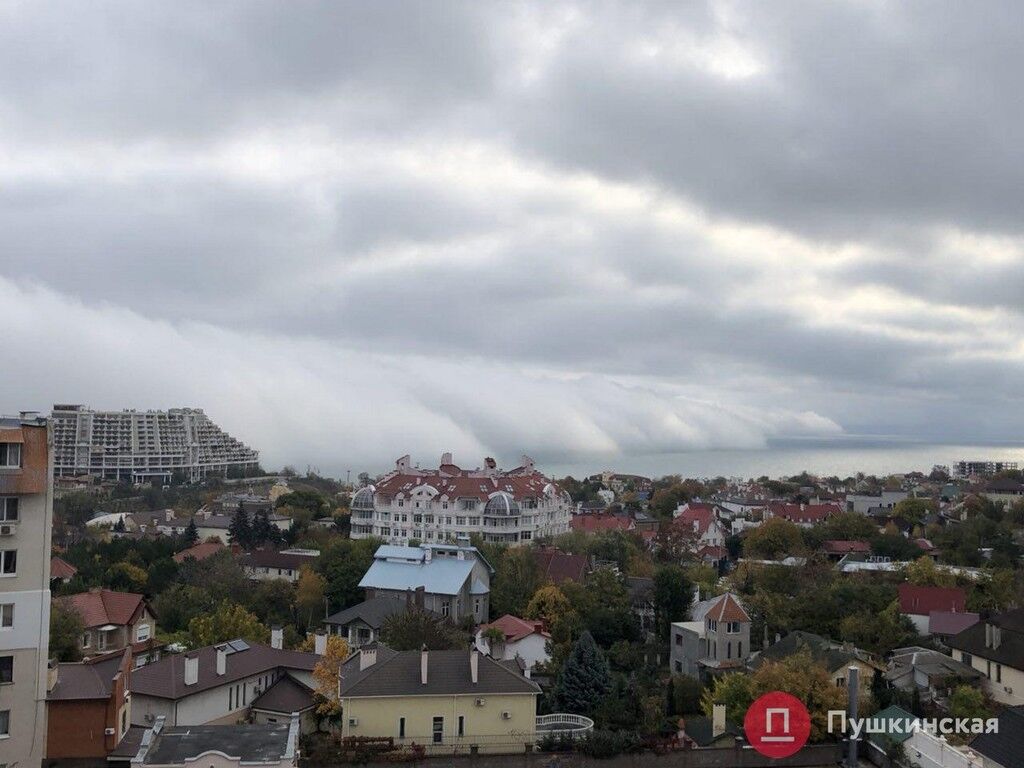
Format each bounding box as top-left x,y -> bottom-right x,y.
138,721 -> 296,765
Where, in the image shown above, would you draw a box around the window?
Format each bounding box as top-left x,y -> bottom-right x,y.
674,660 -> 682,672
961,652 -> 972,666
836,677 -> 846,688
458,715 -> 465,737
399,717 -> 406,739
0,708 -> 8,738
987,661 -> 992,679
726,642 -> 731,659
432,716 -> 444,744
121,709 -> 127,736
0,444 -> 21,469
707,620 -> 717,632
229,687 -> 234,709
456,516 -> 466,525
997,664 -> 1002,683
441,600 -> 451,617
136,624 -> 151,642
738,641 -> 742,657
81,632 -> 91,648
0,499 -> 16,523
674,634 -> 682,646
243,683 -> 247,706
0,551 -> 15,576
522,531 -> 532,540
0,604 -> 11,628
0,656 -> 11,684
726,621 -> 740,634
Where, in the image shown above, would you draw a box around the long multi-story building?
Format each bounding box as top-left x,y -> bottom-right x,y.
50,405 -> 260,483
951,459 -> 1019,479
350,453 -> 573,546
0,413 -> 54,764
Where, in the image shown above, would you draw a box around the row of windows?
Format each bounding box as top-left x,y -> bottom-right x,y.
395,715 -> 465,743
706,620 -> 741,634
0,444 -> 21,469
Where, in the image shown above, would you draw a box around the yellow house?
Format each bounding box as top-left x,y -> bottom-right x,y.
338,645 -> 541,755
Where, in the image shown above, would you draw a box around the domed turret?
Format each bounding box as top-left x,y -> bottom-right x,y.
484,491 -> 520,516
351,485 -> 376,512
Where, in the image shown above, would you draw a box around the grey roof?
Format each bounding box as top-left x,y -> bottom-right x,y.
194,514 -> 234,529
131,642 -> 317,700
753,630 -> 878,673
48,653 -> 126,700
681,715 -> 740,746
866,706 -> 917,747
141,723 -> 294,764
250,674 -> 315,714
340,647 -> 540,698
886,647 -> 981,684
359,552 -> 477,596
324,596 -> 411,629
947,608 -> 1024,668
970,707 -> 1024,767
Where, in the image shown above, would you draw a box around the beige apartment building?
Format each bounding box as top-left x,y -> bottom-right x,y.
0,415 -> 54,765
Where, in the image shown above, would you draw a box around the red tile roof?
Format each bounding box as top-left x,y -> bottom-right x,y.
50,556 -> 78,580
705,593 -> 750,623
821,540 -> 871,554
479,615 -> 549,643
534,548 -> 588,584
56,589 -> 147,629
898,584 -> 967,616
172,541 -> 225,564
675,504 -> 716,536
570,513 -> 635,533
374,468 -> 561,503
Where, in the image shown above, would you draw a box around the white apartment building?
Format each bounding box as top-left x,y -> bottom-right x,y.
0,414 -> 54,765
51,404 -> 260,483
350,454 -> 573,546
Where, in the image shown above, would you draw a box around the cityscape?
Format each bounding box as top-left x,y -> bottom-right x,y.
3,3 -> 1024,768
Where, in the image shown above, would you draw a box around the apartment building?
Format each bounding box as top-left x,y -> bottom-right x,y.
0,414 -> 54,765
350,453 -> 573,546
50,405 -> 259,483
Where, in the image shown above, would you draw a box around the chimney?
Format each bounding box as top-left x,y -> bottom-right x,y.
441,452 -> 452,466
184,652 -> 199,686
993,625 -> 1002,650
712,704 -> 726,738
420,646 -> 429,685
985,623 -> 993,648
314,630 -> 328,656
215,645 -> 227,676
470,648 -> 479,684
424,547 -> 433,563
360,646 -> 377,671
47,659 -> 58,693
271,625 -> 283,650
165,510 -> 173,522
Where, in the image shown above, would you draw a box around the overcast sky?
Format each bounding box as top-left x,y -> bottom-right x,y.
3,1 -> 1023,475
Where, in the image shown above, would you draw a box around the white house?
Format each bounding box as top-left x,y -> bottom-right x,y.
474,615 -> 550,673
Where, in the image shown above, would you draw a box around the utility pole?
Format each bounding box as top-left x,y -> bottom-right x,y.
847,666 -> 859,768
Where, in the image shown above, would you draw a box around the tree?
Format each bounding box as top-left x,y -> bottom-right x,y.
182,517 -> 199,547
554,631 -> 612,716
50,601 -> 85,662
379,608 -> 467,651
228,507 -> 253,547
701,672 -> 756,725
654,565 -> 693,639
251,511 -> 278,547
744,518 -> 804,560
310,635 -> 351,717
892,498 -> 935,526
948,684 -> 991,722
155,584 -> 218,632
671,675 -> 704,715
104,561 -> 148,592
490,546 -> 543,618
525,585 -> 573,628
905,556 -> 955,587
839,602 -> 916,655
561,570 -> 639,647
187,600 -> 268,647
296,566 -> 326,631
315,538 -> 380,610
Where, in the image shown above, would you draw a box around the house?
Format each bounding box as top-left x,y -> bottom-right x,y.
240,548 -> 319,583
128,509 -> 190,537
475,615 -> 550,672
671,503 -> 727,548
820,540 -> 871,560
928,611 -> 980,646
129,635 -> 322,729
862,706 -> 983,768
885,646 -> 982,703
172,541 -> 226,564
846,491 -> 908,513
50,556 -> 78,584
533,547 -> 588,585
764,501 -> 840,527
250,674 -> 317,733
188,509 -> 290,545
669,593 -> 751,680
947,607 -> 1024,706
324,596 -> 415,648
358,541 -> 493,623
897,584 -> 967,635
750,631 -> 881,696
969,706 -> 1024,768
56,589 -> 162,665
337,644 -> 541,754
130,717 -> 299,768
45,650 -> 139,765
569,512 -> 635,533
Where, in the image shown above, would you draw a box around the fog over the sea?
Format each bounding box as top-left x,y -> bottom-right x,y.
3,2 -> 1024,475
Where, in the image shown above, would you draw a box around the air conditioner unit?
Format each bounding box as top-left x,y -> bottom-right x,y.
144,714 -> 155,723
474,698 -> 486,706
501,711 -> 511,720
348,717 -> 359,726
0,525 -> 15,537
1005,686 -> 1013,694
104,728 -> 116,735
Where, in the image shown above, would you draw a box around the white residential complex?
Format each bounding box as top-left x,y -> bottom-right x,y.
51,404 -> 260,483
0,414 -> 54,764
350,454 -> 573,546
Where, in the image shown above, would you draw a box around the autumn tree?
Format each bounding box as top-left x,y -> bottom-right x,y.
310,635 -> 351,718
296,566 -> 326,630
187,600 -> 269,647
525,584 -> 573,628
743,518 -> 805,560
379,608 -> 467,651
904,556 -> 955,587
490,546 -> 543,618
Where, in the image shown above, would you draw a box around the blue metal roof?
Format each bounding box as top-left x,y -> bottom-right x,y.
359,556 -> 475,596
374,545 -> 425,561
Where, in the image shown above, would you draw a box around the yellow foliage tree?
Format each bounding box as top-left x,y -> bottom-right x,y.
525,585 -> 573,628
310,635 -> 351,716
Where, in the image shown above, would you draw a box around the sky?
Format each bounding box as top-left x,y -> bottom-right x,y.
3,1 -> 1024,476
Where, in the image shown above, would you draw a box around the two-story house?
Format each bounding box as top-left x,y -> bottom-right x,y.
670,593 -> 751,680
337,644 -> 541,754
358,541 -> 493,623
240,548 -> 319,583
671,503 -> 728,549
947,607 -> 1024,706
750,630 -> 882,697
56,589 -> 162,665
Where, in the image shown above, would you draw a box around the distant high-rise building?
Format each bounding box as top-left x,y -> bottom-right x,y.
951,460 -> 1019,479
50,405 -> 259,483
350,453 -> 573,546
0,413 -> 53,763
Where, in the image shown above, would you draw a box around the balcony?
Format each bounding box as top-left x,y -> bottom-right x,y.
534,714 -> 594,738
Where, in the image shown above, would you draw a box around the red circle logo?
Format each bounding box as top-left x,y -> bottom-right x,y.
743,691 -> 811,758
